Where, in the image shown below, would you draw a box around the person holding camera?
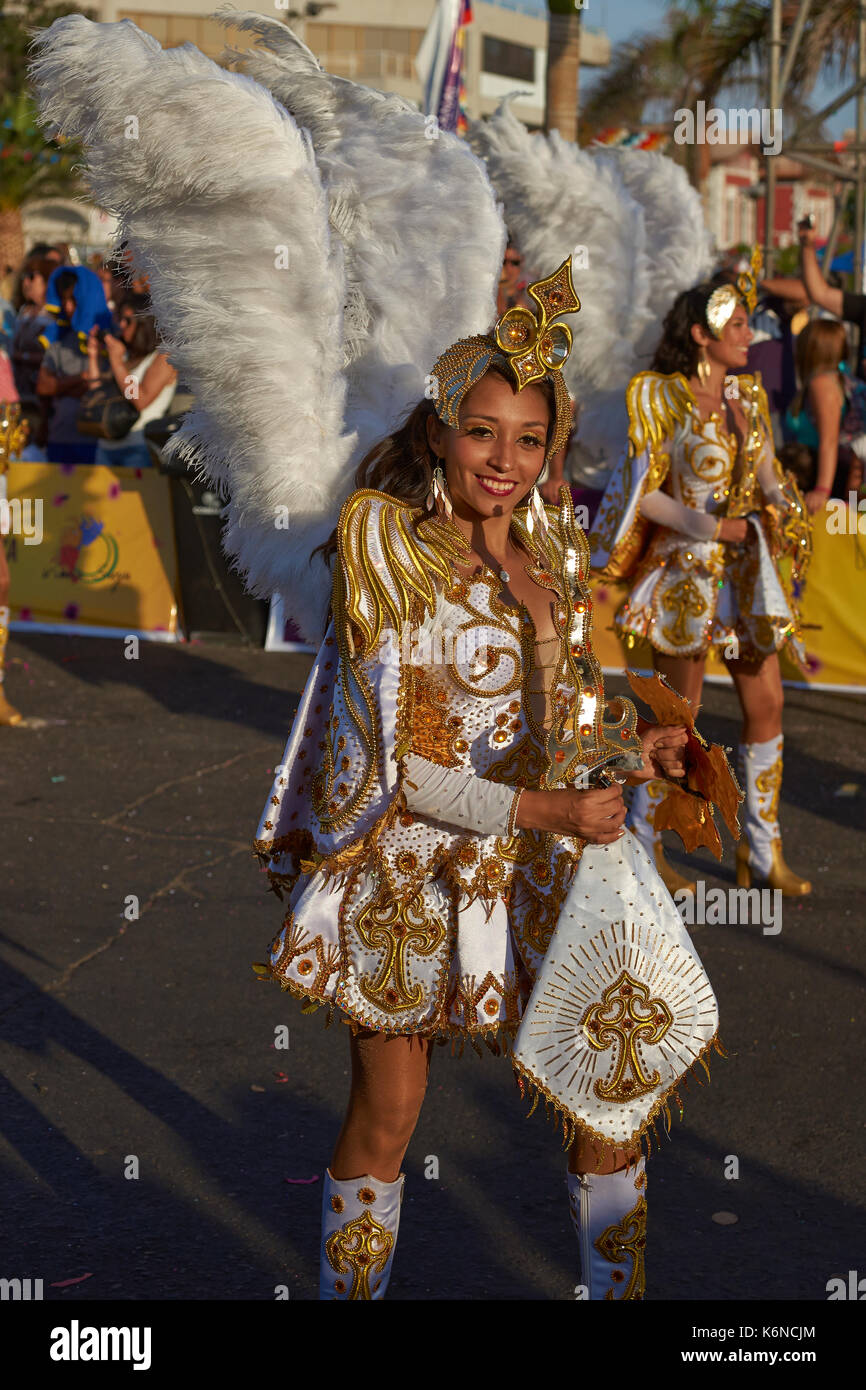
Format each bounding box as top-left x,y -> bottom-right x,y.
84,293 -> 177,469
798,214 -> 866,375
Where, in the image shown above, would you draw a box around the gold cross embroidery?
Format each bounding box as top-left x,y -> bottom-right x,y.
355,892 -> 446,1014
326,1212 -> 393,1299
582,971 -> 672,1103
661,575 -> 707,647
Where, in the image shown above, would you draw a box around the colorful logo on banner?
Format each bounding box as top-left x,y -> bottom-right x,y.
50,514 -> 120,585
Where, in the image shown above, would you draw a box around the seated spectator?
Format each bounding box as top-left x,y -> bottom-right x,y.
85,292 -> 177,469
785,318 -> 866,509
35,266 -> 112,464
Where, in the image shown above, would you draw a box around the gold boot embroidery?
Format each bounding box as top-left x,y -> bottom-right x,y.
594,1194 -> 647,1300
325,1211 -> 394,1300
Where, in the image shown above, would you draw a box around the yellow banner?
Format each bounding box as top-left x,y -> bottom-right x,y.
590,505 -> 866,690
3,461 -> 179,636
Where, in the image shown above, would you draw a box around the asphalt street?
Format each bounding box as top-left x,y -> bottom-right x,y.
0,631 -> 863,1302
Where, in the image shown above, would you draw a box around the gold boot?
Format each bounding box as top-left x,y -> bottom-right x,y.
629,779 -> 696,895
0,603 -> 23,725
0,689 -> 23,726
736,834 -> 811,896
654,843 -> 696,897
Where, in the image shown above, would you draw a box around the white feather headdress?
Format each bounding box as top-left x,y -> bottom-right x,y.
30,13 -> 505,642
468,102 -> 716,485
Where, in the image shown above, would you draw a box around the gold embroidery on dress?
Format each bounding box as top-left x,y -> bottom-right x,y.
660,574 -> 708,647
326,1211 -> 394,1300
354,891 -> 448,1014
582,971 -> 673,1103
595,1195 -> 647,1300
409,666 -> 464,767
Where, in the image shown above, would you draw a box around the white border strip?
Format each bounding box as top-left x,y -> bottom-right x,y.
10,621 -> 180,643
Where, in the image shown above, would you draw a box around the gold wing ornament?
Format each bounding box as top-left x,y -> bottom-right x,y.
254,489 -> 472,894
589,371 -> 693,579
333,488 -> 471,659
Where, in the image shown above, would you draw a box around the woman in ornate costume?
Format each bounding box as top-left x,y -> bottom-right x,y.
32,10 -> 736,1302
589,258 -> 812,897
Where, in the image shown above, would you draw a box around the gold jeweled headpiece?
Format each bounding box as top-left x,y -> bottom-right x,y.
706,244 -> 763,338
429,256 -> 580,460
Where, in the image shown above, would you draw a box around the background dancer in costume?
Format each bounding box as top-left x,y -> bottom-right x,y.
589,257 -> 812,899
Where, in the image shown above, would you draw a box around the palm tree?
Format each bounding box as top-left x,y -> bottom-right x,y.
580,1 -> 829,182
0,2 -> 92,274
545,1 -> 582,142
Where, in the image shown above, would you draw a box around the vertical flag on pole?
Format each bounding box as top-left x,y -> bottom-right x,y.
415,0 -> 473,135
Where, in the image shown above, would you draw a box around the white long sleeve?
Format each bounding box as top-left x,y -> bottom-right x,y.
401,752 -> 520,836
757,453 -> 786,506
639,488 -> 719,539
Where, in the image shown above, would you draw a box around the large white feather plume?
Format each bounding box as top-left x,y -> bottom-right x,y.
593,146 -> 716,356
467,102 -> 655,484
30,14 -> 354,642
217,8 -> 506,467
469,102 -> 716,486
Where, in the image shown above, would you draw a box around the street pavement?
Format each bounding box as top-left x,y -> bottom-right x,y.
0,631 -> 863,1302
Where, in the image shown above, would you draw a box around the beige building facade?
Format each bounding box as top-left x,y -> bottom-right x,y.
93,1 -> 610,129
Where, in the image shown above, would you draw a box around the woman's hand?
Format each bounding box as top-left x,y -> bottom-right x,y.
633,723 -> 688,783
804,487 -> 829,515
515,783 -> 627,843
718,517 -> 749,543
104,331 -> 126,367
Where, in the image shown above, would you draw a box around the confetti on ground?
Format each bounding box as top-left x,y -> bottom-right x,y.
834,782 -> 860,797
50,775 -> 66,783
274,1072 -> 289,1083
711,1211 -> 738,1225
284,1176 -> 319,1185
50,1273 -> 94,1287
250,1084 -> 266,1093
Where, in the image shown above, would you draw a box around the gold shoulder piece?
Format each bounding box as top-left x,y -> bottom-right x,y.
335,488 -> 469,655
626,371 -> 693,459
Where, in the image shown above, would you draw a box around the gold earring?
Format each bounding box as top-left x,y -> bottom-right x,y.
426,458 -> 453,521
697,349 -> 711,386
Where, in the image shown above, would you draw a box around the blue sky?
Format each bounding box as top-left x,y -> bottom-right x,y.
496,0 -> 855,138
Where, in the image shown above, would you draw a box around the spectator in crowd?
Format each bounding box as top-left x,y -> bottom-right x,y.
743,278 -> 809,444
35,265 -> 112,464
784,317 -> 866,509
86,291 -> 177,469
496,237 -> 530,316
0,270 -> 16,355
9,254 -> 55,458
798,218 -> 866,377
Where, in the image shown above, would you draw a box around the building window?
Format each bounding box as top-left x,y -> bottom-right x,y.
482,35 -> 535,83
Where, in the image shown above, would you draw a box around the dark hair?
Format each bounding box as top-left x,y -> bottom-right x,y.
116,291 -> 159,359
315,362 -> 555,568
14,255 -> 55,309
777,441 -> 815,493
651,275 -> 737,378
54,269 -> 78,298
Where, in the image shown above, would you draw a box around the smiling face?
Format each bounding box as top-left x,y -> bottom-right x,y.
694,301 -> 753,373
426,368 -> 550,522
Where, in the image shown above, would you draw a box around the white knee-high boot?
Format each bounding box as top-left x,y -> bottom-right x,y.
319,1168 -> 405,1300
628,780 -> 694,896
736,735 -> 810,895
567,1159 -> 648,1300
